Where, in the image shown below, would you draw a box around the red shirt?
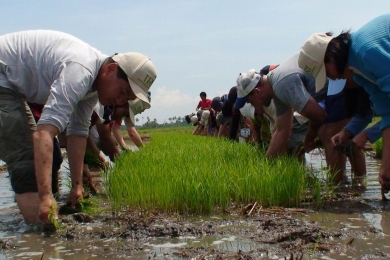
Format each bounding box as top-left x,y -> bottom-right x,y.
197,99 -> 212,109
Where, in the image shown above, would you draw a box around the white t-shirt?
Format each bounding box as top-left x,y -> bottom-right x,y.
0,30 -> 107,137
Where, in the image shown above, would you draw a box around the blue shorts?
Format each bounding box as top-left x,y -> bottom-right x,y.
324,91 -> 347,124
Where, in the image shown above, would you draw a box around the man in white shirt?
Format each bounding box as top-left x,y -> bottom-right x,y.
0,30 -> 157,224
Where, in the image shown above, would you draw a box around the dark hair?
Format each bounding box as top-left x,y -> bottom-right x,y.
147,91 -> 151,102
107,57 -> 129,83
221,100 -> 233,118
325,31 -> 351,77
200,91 -> 207,97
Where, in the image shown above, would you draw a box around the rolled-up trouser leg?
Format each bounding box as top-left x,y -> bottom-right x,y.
6,148 -> 38,193
0,87 -> 37,193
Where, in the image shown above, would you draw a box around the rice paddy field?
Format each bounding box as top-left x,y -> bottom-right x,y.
1,125 -> 390,259
104,129 -> 321,214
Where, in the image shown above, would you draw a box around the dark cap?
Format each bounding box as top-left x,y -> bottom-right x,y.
260,65 -> 278,75
227,86 -> 238,104
211,96 -> 222,111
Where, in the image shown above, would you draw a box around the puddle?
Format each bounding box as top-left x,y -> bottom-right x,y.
1,150 -> 389,259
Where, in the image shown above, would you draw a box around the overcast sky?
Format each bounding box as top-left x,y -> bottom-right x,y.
2,1 -> 389,124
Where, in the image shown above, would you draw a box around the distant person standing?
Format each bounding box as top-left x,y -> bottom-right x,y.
0,30 -> 157,224
193,92 -> 212,135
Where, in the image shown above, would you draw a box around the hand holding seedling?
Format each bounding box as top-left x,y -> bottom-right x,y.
39,194 -> 58,224
70,184 -> 84,210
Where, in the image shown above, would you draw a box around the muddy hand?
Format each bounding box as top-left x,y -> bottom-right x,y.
381,187 -> 389,201
83,175 -> 98,194
69,185 -> 84,209
39,195 -> 58,224
379,169 -> 390,201
83,166 -> 98,194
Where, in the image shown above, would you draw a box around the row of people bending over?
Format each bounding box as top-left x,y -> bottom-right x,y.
188,58 -> 380,191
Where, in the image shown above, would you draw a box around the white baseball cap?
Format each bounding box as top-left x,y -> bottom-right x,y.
112,52 -> 157,109
298,33 -> 333,92
235,69 -> 261,109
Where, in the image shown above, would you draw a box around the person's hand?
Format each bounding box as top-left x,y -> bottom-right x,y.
69,184 -> 84,209
97,151 -> 106,164
331,128 -> 351,147
39,194 -> 58,224
379,167 -> 390,192
83,170 -> 99,194
97,151 -> 110,169
352,131 -> 368,150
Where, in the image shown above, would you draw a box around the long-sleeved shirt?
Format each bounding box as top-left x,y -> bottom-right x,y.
348,14 -> 390,131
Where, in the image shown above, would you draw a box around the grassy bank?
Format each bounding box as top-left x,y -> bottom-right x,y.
104,132 -> 320,214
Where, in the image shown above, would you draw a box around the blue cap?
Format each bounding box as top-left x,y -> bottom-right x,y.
234,95 -> 248,109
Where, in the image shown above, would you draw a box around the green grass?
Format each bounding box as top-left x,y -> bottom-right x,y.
137,125 -> 194,135
373,138 -> 383,158
104,132 -> 320,214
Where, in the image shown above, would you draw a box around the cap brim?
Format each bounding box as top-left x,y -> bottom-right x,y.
315,64 -> 327,92
234,95 -> 248,109
128,78 -> 151,109
128,105 -> 135,125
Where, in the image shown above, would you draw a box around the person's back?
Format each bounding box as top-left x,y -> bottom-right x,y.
0,30 -> 104,136
268,54 -> 317,116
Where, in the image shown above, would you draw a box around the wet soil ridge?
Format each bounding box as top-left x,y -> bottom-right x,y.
56,207 -> 330,258
39,199 -> 383,259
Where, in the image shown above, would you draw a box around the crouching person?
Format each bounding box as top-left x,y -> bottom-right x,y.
0,30 -> 157,224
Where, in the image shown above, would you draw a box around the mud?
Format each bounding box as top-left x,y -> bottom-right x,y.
1,141 -> 390,259
2,177 -> 388,260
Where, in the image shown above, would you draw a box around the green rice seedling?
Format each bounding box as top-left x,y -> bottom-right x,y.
48,204 -> 63,230
105,132 -> 321,214
373,138 -> 383,158
84,147 -> 101,168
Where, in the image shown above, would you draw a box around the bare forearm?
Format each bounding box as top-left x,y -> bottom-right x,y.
87,135 -> 100,156
381,128 -> 390,171
266,131 -> 289,157
67,135 -> 87,189
112,124 -> 127,148
96,123 -> 120,160
128,127 -> 144,148
33,130 -> 54,199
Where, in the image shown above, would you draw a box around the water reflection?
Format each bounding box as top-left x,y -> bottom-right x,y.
305,148 -> 382,199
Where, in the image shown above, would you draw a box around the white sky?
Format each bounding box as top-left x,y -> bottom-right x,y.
2,1 -> 389,123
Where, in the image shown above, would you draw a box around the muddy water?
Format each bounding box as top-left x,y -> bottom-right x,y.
1,150 -> 390,259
